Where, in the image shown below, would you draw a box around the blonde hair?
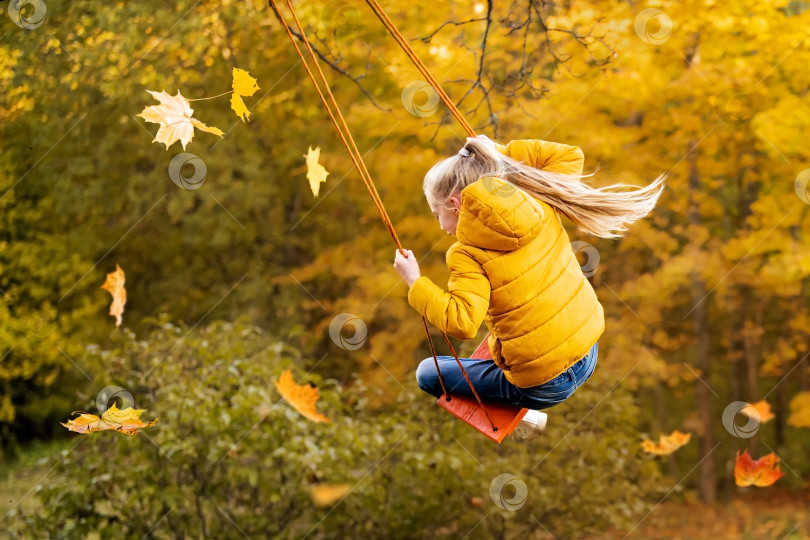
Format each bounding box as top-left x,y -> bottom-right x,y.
423,138 -> 668,239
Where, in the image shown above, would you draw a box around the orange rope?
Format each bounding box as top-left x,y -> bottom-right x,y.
364,0 -> 477,138
362,0 -> 500,429
270,0 -> 402,253
268,0 -> 498,432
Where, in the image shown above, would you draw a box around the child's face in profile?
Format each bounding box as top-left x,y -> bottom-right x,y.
429,193 -> 461,236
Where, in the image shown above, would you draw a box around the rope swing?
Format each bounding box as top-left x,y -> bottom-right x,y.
269,0 -> 529,442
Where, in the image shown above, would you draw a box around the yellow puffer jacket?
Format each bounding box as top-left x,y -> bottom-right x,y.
407,139 -> 605,388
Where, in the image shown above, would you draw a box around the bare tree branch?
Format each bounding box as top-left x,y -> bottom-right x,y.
417,17 -> 489,42
269,0 -> 617,143
268,1 -> 392,112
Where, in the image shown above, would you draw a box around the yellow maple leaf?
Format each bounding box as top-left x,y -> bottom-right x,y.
273,369 -> 331,423
787,391 -> 810,428
100,263 -> 126,327
308,483 -> 351,507
304,146 -> 329,198
230,67 -> 260,122
741,400 -> 775,424
137,90 -> 224,150
61,403 -> 158,435
641,429 -> 691,456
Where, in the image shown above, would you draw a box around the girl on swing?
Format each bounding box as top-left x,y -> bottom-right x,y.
393,134 -> 666,441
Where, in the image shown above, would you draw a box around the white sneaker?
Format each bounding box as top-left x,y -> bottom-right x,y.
511,410 -> 548,441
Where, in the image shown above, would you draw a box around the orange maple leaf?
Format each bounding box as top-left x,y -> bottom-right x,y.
734,449 -> 783,487
741,400 -> 775,423
100,263 -> 126,327
273,369 -> 331,423
308,483 -> 351,507
641,429 -> 691,456
61,403 -> 158,435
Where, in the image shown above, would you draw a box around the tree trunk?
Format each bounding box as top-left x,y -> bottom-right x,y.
725,306 -> 745,499
743,305 -> 762,455
687,145 -> 716,503
653,377 -> 680,478
723,156 -> 748,500
775,294 -> 795,450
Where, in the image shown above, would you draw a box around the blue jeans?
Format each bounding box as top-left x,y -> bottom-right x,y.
415,341 -> 598,410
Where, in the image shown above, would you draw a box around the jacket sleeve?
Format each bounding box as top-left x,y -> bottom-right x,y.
493,139 -> 585,176
407,246 -> 490,340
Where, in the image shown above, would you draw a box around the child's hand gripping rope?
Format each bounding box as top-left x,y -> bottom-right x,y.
393,249 -> 421,287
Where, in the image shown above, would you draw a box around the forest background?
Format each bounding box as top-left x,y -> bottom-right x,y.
2,0 -> 810,538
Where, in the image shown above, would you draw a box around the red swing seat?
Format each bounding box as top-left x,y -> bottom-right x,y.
435,333 -> 529,443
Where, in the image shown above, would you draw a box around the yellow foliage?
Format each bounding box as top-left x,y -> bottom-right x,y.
787,391 -> 810,428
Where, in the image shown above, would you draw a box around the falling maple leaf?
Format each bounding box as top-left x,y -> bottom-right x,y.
741,400 -> 775,423
230,67 -> 260,122
308,483 -> 351,507
100,263 -> 126,327
787,391 -> 810,428
61,403 -> 158,435
304,146 -> 329,197
137,90 -> 224,150
734,449 -> 783,487
273,368 -> 331,423
641,429 -> 691,456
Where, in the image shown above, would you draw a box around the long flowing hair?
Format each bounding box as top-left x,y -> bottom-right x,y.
423,138 -> 667,239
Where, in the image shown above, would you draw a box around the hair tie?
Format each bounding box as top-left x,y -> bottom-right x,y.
458,147 -> 471,157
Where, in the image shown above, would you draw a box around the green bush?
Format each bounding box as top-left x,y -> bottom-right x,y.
7,316 -> 660,539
